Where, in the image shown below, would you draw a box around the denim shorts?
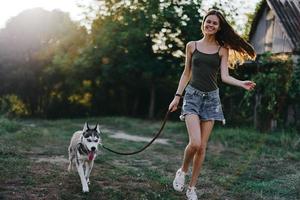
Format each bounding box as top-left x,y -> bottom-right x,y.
180,85 -> 226,125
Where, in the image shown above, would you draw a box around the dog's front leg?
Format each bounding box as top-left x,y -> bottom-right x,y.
85,160 -> 94,184
76,161 -> 89,192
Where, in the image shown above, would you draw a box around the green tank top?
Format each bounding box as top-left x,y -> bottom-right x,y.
190,41 -> 221,92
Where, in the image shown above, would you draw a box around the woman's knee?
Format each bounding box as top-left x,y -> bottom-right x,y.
199,143 -> 206,154
188,142 -> 201,152
195,143 -> 207,155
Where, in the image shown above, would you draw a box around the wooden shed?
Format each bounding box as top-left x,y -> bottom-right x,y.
249,0 -> 300,62
248,0 -> 300,130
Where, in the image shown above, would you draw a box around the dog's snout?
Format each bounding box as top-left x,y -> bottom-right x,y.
91,147 -> 96,151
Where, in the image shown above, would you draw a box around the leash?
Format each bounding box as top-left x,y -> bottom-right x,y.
101,108 -> 172,155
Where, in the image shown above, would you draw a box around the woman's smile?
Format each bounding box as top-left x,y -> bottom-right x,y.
205,26 -> 215,31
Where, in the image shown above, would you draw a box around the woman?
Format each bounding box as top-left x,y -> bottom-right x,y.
168,9 -> 256,200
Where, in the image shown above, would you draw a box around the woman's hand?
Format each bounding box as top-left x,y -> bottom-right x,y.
240,80 -> 256,91
168,96 -> 181,112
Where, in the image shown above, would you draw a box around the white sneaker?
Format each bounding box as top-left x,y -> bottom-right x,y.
173,168 -> 186,192
186,186 -> 198,200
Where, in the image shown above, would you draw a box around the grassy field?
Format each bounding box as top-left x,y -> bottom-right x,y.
0,116 -> 299,200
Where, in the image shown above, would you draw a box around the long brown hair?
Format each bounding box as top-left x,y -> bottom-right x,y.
201,9 -> 256,68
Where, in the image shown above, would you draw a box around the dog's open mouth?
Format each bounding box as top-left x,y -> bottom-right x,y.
88,151 -> 95,161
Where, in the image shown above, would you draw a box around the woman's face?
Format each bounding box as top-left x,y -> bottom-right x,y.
202,14 -> 220,35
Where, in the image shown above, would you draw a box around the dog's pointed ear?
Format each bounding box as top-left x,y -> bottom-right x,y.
94,123 -> 101,134
83,122 -> 89,132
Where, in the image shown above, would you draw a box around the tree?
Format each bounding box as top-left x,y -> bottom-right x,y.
0,8 -> 88,116
86,0 -> 203,118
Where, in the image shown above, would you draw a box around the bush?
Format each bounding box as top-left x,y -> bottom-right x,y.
243,52 -> 295,131
0,95 -> 29,117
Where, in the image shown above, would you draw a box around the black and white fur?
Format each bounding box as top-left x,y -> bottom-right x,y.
68,122 -> 101,193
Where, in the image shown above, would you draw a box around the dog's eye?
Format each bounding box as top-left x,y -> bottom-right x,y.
87,139 -> 92,142
94,139 -> 98,143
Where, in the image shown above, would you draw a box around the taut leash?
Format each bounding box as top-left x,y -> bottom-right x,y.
102,109 -> 172,155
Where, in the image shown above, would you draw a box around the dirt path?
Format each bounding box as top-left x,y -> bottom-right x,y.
102,128 -> 170,145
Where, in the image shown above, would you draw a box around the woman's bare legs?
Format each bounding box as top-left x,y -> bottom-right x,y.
180,114 -> 202,173
189,120 -> 214,187
180,114 -> 215,186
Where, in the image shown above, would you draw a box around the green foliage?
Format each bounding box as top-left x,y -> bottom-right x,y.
1,0 -> 279,126
243,52 -> 294,130
0,116 -> 21,133
0,1 -> 207,118
83,0 -> 204,117
0,8 -> 90,118
243,0 -> 265,39
0,95 -> 29,117
289,57 -> 300,100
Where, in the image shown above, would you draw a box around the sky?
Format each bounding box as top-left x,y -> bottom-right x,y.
0,0 -> 93,28
0,0 -> 261,32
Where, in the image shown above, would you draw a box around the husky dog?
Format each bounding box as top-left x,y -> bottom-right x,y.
68,122 -> 101,193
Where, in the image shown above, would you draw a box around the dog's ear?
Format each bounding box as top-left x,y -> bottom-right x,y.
83,122 -> 89,132
94,123 -> 101,134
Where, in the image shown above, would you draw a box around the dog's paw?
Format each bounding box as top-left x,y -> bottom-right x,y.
82,186 -> 89,193
67,166 -> 72,172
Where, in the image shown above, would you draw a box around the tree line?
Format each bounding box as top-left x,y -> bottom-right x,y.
0,1 -> 299,131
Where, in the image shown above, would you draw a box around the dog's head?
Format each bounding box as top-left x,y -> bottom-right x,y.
82,122 -> 101,153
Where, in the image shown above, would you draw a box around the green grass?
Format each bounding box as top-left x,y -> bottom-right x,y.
0,116 -> 299,199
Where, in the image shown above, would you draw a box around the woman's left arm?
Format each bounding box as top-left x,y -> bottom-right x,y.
220,47 -> 256,91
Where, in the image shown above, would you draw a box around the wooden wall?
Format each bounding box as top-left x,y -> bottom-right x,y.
250,6 -> 293,55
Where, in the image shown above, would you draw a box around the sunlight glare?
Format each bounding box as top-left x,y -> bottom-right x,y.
0,0 -> 87,28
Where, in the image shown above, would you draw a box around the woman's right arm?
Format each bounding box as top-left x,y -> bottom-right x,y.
169,41 -> 193,112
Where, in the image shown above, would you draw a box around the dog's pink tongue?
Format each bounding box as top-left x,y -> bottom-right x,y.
88,152 -> 95,161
